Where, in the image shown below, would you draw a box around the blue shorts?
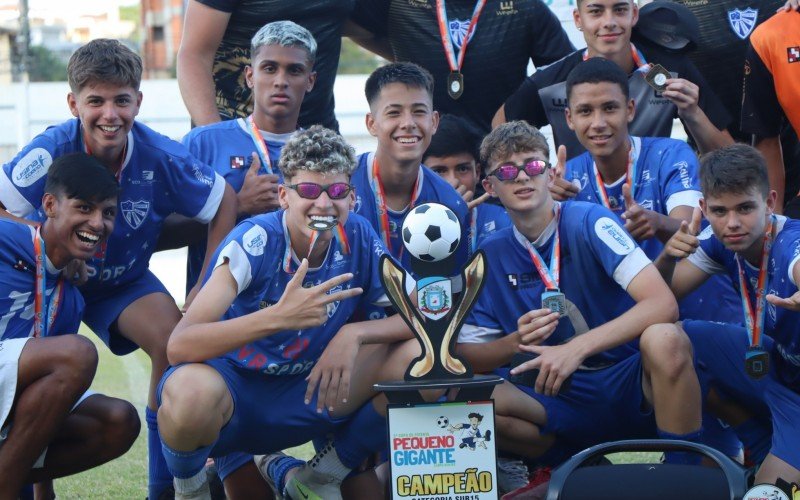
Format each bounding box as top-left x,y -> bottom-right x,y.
500,354 -> 656,456
684,319 -> 800,469
157,357 -> 350,478
82,270 -> 169,355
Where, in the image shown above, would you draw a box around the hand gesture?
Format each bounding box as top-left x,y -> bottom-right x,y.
767,291 -> 800,311
549,145 -> 579,201
237,153 -> 281,216
517,308 -> 560,346
448,178 -> 474,205
305,325 -> 360,413
663,206 -> 702,260
62,259 -> 88,286
662,78 -> 700,116
778,0 -> 800,11
621,183 -> 659,240
272,259 -> 363,331
511,343 -> 581,397
467,192 -> 491,210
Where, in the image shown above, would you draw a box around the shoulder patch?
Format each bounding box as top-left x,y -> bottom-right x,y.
594,216 -> 635,256
242,225 -> 268,257
12,148 -> 52,187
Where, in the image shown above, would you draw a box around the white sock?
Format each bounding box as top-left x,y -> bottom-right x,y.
307,441 -> 351,482
174,469 -> 207,494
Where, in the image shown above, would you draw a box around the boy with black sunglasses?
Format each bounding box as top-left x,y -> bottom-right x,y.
157,127 -> 417,499
457,121 -> 703,494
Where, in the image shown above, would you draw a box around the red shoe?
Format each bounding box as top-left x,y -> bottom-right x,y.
501,467 -> 551,500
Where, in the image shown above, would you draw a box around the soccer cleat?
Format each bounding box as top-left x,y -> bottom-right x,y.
496,457 -> 529,494
285,465 -> 342,500
255,452 -> 295,500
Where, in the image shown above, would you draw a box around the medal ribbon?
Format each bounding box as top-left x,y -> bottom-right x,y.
282,221 -> 351,274
522,204 -> 561,290
246,115 -> 275,175
436,0 -> 487,73
33,227 -> 63,338
469,206 -> 477,255
370,158 -> 419,255
592,137 -> 639,211
583,43 -> 650,73
735,215 -> 775,349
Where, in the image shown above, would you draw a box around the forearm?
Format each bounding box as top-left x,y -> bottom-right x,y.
156,214 -> 206,251
197,185 -> 237,283
456,334 -> 520,373
680,109 -> 734,155
350,314 -> 414,345
653,251 -> 677,286
654,211 -> 684,243
167,310 -> 285,364
755,136 -> 785,212
176,51 -> 223,126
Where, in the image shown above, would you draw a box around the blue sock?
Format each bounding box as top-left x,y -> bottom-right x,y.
160,441 -> 215,480
658,428 -> 703,465
733,419 -> 771,466
147,407 -> 174,499
333,402 -> 386,469
269,456 -> 305,492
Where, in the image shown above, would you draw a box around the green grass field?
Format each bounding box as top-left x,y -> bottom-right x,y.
53,329 -> 659,498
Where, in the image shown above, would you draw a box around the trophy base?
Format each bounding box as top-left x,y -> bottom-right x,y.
374,374 -> 503,405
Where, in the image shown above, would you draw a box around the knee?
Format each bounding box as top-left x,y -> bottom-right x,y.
53,335 -> 98,392
159,366 -> 229,434
103,399 -> 141,454
640,323 -> 694,381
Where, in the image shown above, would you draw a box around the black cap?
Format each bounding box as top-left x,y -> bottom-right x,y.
634,1 -> 700,51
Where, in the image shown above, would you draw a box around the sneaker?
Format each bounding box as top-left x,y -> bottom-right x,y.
497,457 -> 529,494
501,467 -> 551,500
284,464 -> 342,500
255,452 -> 288,500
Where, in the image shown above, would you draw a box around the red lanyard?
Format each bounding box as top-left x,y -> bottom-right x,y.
282,222 -> 351,274
583,43 -> 650,73
521,205 -> 561,290
736,216 -> 775,349
246,115 -> 275,174
370,158 -> 419,255
593,137 -> 637,211
33,227 -> 63,338
435,0 -> 486,74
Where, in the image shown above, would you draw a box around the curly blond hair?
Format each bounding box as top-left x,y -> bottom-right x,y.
279,126 -> 356,180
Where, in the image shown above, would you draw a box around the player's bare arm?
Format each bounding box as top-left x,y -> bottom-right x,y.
766,254 -> 800,311
457,332 -> 522,374
176,0 -> 231,126
168,259 -> 361,364
662,77 -> 734,155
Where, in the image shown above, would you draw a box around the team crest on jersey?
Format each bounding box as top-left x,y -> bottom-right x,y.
120,199 -> 150,229
230,156 -> 245,169
727,8 -> 758,40
788,46 -> 800,64
448,19 -> 477,51
417,278 -> 452,320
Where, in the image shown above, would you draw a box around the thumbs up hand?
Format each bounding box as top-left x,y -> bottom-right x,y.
549,145 -> 579,201
663,206 -> 703,260
237,152 -> 281,216
621,183 -> 658,241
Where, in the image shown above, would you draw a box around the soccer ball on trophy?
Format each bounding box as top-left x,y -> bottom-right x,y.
401,203 -> 461,262
437,416 -> 449,428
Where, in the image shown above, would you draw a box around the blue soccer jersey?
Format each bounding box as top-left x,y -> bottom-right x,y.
351,153 -> 470,271
689,216 -> 800,389
468,202 -> 512,256
0,119 -> 226,296
462,201 -> 651,366
209,211 -> 387,376
0,220 -> 83,340
182,118 -> 291,290
566,136 -> 741,325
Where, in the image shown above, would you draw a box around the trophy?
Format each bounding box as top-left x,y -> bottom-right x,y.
380,203 -> 487,381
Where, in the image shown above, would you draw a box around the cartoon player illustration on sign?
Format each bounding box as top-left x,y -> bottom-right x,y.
448,412 -> 492,450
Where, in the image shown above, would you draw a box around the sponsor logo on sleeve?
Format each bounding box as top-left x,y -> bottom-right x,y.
242,225 -> 267,256
594,217 -> 634,255
12,148 -> 52,187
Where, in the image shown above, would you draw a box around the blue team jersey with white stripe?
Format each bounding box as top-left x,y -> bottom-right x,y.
181,118 -> 289,290
0,220 -> 83,340
351,152 -> 470,271
209,210 -> 387,376
0,119 -> 225,295
463,201 -> 651,366
470,202 -> 512,255
566,136 -> 741,324
689,216 -> 800,389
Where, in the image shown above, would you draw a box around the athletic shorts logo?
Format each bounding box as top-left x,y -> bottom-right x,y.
242,225 -> 267,256
12,148 -> 51,187
120,199 -> 150,229
594,217 -> 634,255
727,8 -> 758,40
788,46 -> 800,64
